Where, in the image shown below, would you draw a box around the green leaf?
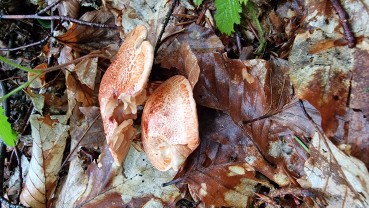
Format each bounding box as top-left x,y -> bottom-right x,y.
193,0 -> 203,6
214,0 -> 242,35
238,0 -> 249,5
0,106 -> 17,146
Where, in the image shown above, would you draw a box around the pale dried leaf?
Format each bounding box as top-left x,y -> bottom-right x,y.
75,57 -> 98,90
116,0 -> 170,45
297,132 -> 369,207
74,146 -> 180,207
20,115 -> 69,208
289,0 -> 369,136
55,106 -> 105,208
56,0 -> 80,18
54,159 -> 87,208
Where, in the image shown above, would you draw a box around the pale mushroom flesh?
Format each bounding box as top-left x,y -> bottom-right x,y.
142,75 -> 199,171
99,25 -> 154,165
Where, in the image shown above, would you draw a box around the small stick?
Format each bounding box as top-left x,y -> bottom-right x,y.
36,0 -> 63,15
175,20 -> 195,26
0,14 -> 118,29
59,114 -> 100,169
154,0 -> 179,55
0,36 -> 50,51
329,0 -> 355,48
195,8 -> 206,25
13,147 -> 22,204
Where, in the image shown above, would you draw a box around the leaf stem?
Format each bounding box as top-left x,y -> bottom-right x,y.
246,1 -> 266,54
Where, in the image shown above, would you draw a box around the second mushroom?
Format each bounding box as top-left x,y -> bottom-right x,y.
142,75 -> 199,171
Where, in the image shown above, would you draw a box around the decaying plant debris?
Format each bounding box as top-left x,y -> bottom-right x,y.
0,0 -> 368,207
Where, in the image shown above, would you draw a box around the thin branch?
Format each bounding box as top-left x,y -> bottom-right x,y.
329,0 -> 355,48
36,0 -> 63,15
0,36 -> 50,52
0,14 -> 119,29
13,147 -> 22,204
60,114 -> 100,169
154,0 -> 179,55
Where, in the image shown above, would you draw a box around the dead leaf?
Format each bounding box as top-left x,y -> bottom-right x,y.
20,115 -> 69,208
75,57 -> 98,90
289,0 -> 369,137
54,106 -> 105,208
297,132 -> 369,207
172,108 -> 273,207
73,145 -> 180,207
56,10 -> 119,53
289,29 -> 353,137
116,0 -> 172,45
54,106 -> 179,207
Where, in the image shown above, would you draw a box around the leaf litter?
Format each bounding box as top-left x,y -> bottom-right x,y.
2,0 -> 369,207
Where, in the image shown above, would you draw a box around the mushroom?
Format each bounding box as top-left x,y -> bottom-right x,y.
142,75 -> 199,171
99,25 -> 154,165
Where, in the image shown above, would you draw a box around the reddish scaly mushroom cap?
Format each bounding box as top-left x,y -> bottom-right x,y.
99,25 -> 153,165
142,75 -> 199,171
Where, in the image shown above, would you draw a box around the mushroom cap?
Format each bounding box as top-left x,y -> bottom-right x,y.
99,25 -> 154,165
142,75 -> 199,171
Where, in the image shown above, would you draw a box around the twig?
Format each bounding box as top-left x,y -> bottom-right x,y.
13,147 -> 22,204
0,15 -> 118,29
329,0 -> 355,48
154,0 -> 179,55
36,0 -> 63,15
60,114 -> 100,169
0,36 -> 50,52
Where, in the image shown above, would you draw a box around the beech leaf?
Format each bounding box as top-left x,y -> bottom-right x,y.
20,115 -> 69,208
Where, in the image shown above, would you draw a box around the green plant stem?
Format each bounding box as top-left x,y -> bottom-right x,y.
246,1 -> 266,54
294,136 -> 310,153
0,75 -> 40,102
0,52 -> 109,102
0,56 -> 42,74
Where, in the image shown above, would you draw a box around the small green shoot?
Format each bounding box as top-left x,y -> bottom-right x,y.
0,56 -> 43,102
0,106 -> 17,146
246,1 -> 266,54
294,136 -> 310,153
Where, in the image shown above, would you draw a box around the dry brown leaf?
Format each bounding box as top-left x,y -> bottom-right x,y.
297,132 -> 369,207
20,115 -> 69,208
66,70 -> 97,108
289,0 -> 369,137
190,51 -> 324,185
172,108 -> 272,207
56,10 -> 119,53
